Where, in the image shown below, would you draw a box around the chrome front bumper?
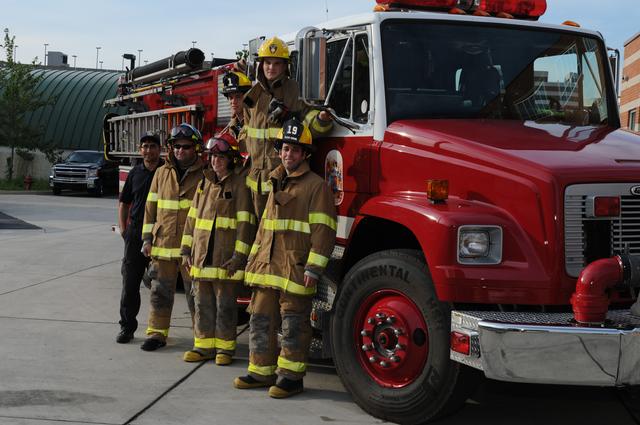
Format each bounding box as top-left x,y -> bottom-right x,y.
450,310 -> 640,386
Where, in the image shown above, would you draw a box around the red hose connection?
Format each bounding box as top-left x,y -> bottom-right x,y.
570,256 -> 624,325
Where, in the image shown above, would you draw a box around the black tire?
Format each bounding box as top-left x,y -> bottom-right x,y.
90,182 -> 104,197
52,186 -> 61,195
331,249 -> 480,424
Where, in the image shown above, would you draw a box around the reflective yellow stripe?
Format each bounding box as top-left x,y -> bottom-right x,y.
215,338 -> 237,351
250,243 -> 260,255
308,212 -> 337,231
194,337 -> 216,349
235,240 -> 250,255
277,356 -> 306,373
216,217 -> 237,229
245,272 -> 315,296
195,217 -> 214,231
157,199 -> 191,210
181,234 -> 193,248
147,192 -> 158,202
262,219 -> 310,234
188,207 -> 198,218
246,127 -> 280,140
248,362 -> 276,376
311,116 -> 332,133
303,110 -> 319,126
236,211 -> 256,225
146,327 -> 169,337
245,175 -> 271,194
307,251 -> 329,268
190,266 -> 244,281
150,246 -> 182,259
142,223 -> 154,233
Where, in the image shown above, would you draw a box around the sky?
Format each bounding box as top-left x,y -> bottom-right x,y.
1,0 -> 639,70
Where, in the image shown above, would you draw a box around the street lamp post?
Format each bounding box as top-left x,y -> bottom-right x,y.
13,45 -> 18,62
72,55 -> 77,69
96,46 -> 101,69
137,49 -> 143,64
44,43 -> 49,66
99,60 -> 103,70
192,41 -> 197,48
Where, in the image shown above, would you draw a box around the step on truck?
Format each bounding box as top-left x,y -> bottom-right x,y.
105,1 -> 640,423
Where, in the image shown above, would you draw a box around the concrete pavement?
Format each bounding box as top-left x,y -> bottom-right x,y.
0,193 -> 637,425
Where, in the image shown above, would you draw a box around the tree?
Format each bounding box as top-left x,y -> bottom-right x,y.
0,28 -> 55,179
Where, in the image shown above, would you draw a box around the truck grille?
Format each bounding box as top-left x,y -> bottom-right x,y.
54,166 -> 87,179
565,183 -> 640,277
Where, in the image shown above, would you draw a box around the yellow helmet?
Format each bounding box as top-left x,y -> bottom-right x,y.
258,37 -> 290,61
221,71 -> 252,95
274,117 -> 313,152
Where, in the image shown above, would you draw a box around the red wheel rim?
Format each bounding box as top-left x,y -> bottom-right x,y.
354,289 -> 428,388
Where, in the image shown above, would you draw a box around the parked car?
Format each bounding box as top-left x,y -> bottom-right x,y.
49,150 -> 118,196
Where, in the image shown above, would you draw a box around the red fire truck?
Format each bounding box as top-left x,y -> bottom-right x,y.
105,1 -> 640,423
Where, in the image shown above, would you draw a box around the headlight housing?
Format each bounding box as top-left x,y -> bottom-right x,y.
457,225 -> 502,265
87,168 -> 99,177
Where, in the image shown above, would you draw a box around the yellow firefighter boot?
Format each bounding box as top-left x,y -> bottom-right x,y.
215,353 -> 232,366
233,375 -> 275,389
268,378 -> 303,399
183,349 -> 215,362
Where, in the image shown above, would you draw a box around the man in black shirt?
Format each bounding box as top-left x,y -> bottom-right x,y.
117,132 -> 163,343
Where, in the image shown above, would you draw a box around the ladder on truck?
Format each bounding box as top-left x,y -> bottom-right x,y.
105,105 -> 203,158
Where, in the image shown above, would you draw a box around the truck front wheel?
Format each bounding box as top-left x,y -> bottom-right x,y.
331,249 -> 479,424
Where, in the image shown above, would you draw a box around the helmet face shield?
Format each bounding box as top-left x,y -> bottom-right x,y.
168,123 -> 203,145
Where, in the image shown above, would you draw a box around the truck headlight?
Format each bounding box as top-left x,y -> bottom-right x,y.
457,225 -> 502,265
87,169 -> 98,177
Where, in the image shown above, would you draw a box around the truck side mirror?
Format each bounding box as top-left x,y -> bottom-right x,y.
294,27 -> 328,105
608,47 -> 620,96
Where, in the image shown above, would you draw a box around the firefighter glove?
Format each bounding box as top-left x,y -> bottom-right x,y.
222,254 -> 247,277
267,98 -> 289,125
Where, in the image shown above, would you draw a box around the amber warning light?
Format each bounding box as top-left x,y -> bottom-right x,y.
374,0 -> 547,19
427,179 -> 449,203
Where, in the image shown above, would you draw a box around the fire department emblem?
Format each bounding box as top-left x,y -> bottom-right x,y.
325,149 -> 344,206
631,186 -> 640,196
269,44 -> 278,54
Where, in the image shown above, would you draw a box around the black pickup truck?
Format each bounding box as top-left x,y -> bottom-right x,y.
49,150 -> 118,196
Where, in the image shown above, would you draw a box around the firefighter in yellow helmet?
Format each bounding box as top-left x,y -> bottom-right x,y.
180,133 -> 257,365
140,123 -> 205,351
220,71 -> 252,150
233,117 -> 337,398
241,36 -> 333,219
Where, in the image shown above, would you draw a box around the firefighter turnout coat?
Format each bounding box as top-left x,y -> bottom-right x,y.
180,169 -> 257,282
142,158 -> 205,258
241,73 -> 332,209
245,162 -> 337,296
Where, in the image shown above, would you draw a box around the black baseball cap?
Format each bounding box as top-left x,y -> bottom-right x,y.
140,132 -> 161,145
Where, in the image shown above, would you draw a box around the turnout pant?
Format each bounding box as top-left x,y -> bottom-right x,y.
192,280 -> 239,355
146,258 -> 195,341
247,287 -> 313,382
119,224 -> 149,334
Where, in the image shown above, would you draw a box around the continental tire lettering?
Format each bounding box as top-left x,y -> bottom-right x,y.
357,265 -> 410,284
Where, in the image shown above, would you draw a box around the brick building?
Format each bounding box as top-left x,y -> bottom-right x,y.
621,32 -> 640,132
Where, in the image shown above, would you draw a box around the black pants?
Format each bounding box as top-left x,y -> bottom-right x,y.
119,224 -> 149,333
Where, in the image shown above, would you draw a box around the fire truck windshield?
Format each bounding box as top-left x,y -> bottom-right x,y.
382,20 -> 611,126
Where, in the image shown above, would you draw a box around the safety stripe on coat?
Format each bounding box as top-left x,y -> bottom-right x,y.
245,175 -> 272,194
236,210 -> 256,225
181,234 -> 193,248
190,266 -> 244,281
248,362 -> 277,376
262,218 -> 310,234
150,246 -> 182,259
307,251 -> 329,268
245,272 -> 315,296
309,212 -> 337,231
142,223 -> 154,233
235,240 -> 250,255
245,127 -> 280,140
157,199 -> 191,210
147,192 -> 158,202
250,243 -> 260,256
277,356 -> 306,373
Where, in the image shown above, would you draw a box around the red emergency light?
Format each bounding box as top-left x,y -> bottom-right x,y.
374,0 -> 547,19
477,0 -> 547,19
